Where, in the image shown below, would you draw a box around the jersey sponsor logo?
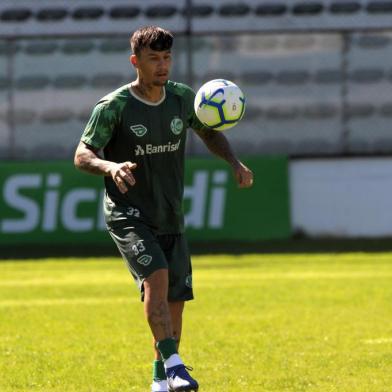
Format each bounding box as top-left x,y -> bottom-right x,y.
137,254 -> 152,266
170,116 -> 184,135
135,139 -> 181,156
135,145 -> 145,155
130,124 -> 148,137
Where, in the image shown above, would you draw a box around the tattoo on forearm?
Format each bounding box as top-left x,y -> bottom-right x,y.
75,150 -> 103,175
197,130 -> 237,165
74,144 -> 110,176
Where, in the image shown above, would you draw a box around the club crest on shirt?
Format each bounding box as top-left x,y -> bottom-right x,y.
170,117 -> 183,135
130,124 -> 147,137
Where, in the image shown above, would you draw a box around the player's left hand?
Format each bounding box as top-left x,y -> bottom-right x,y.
232,161 -> 254,188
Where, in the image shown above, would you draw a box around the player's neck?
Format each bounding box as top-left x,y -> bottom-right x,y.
130,79 -> 164,103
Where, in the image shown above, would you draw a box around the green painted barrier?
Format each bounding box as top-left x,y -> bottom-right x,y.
0,157 -> 290,244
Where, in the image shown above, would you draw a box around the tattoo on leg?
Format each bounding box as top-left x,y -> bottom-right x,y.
149,300 -> 172,338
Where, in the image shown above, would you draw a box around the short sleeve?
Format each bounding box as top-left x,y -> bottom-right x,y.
81,101 -> 118,149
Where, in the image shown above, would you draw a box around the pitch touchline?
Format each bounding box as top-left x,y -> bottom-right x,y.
196,272 -> 392,280
0,296 -> 137,308
1,272 -> 392,288
0,277 -> 130,287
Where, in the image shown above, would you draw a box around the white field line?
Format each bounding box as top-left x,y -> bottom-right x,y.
1,271 -> 392,288
0,296 -> 137,308
363,338 -> 392,345
196,271 -> 392,280
0,276 -> 129,287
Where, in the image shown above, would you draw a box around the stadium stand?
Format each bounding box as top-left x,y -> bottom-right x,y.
0,1 -> 392,158
109,6 -> 141,19
53,75 -> 88,89
36,8 -> 68,22
329,1 -> 361,14
1,1 -> 392,37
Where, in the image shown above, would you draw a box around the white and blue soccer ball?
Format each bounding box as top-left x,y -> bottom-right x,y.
194,79 -> 246,131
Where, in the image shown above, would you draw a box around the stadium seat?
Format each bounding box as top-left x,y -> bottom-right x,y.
0,42 -> 20,55
241,71 -> 273,84
349,68 -> 385,83
145,5 -> 177,18
366,1 -> 392,13
355,34 -> 391,49
346,103 -> 375,117
265,106 -> 299,120
313,69 -> 342,84
90,73 -> 125,88
98,39 -> 129,53
379,103 -> 392,117
109,6 -> 141,19
0,8 -> 32,22
72,7 -> 104,20
373,138 -> 392,152
219,4 -> 250,16
0,77 -> 9,89
188,37 -> 213,51
36,8 -> 68,22
40,109 -> 73,123
30,143 -> 69,159
242,105 -> 261,120
181,5 -> 214,17
302,103 -> 339,119
257,140 -> 294,154
15,75 -> 50,90
254,3 -> 287,16
24,41 -> 58,55
249,36 -> 279,50
348,138 -> 373,153
61,40 -> 95,54
329,1 -> 361,14
296,139 -> 337,154
53,75 -> 87,89
14,109 -> 36,124
282,35 -> 316,49
275,70 -> 310,85
291,2 -> 324,15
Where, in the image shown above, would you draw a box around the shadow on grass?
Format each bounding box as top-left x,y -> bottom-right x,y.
2,238 -> 392,260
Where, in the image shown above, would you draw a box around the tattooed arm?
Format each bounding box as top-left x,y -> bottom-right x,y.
194,128 -> 254,188
74,141 -> 136,194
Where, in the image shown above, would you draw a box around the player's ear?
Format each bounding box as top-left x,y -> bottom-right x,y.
130,54 -> 137,68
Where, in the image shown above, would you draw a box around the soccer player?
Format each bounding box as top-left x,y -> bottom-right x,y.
74,26 -> 253,392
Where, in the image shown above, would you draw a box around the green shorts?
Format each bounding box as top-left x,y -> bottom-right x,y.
107,217 -> 194,302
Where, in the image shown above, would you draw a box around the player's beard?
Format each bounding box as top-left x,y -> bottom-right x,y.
153,78 -> 168,87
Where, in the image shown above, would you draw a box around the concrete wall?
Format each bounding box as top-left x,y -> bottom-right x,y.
290,158 -> 392,237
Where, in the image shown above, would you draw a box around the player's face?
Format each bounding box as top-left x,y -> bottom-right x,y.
132,48 -> 172,86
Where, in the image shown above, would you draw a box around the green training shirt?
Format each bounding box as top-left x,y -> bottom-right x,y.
81,81 -> 205,234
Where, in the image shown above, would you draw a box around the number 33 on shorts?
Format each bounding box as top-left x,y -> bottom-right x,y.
132,240 -> 146,256
132,240 -> 153,266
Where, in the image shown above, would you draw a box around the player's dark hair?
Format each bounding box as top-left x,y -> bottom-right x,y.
130,26 -> 173,56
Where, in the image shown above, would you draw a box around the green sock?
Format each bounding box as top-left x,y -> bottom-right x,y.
156,337 -> 177,361
153,360 -> 166,381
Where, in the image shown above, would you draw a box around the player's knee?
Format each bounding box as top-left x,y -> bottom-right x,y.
144,268 -> 168,297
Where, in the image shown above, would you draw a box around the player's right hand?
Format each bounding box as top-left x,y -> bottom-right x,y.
109,162 -> 137,193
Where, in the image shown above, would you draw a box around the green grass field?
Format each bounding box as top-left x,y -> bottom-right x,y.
1,253 -> 392,391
